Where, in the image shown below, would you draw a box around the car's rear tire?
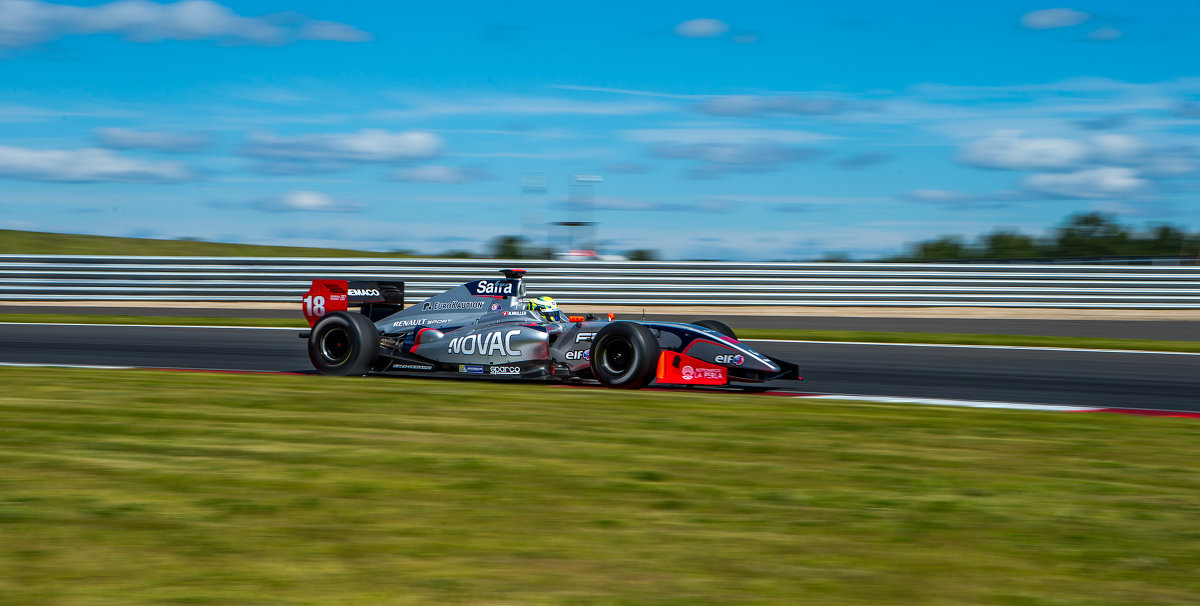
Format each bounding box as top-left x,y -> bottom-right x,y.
308,312 -> 379,376
693,319 -> 737,339
589,322 -> 660,389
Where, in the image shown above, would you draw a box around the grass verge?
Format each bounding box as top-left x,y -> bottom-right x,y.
1,367 -> 1199,605
4,313 -> 1200,353
0,229 -> 404,257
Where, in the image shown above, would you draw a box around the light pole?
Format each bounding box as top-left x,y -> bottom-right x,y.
563,174 -> 602,257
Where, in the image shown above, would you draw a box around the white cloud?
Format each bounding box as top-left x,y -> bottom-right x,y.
673,18 -> 728,38
564,196 -> 730,213
379,95 -> 671,119
624,128 -> 833,145
0,144 -> 191,182
255,190 -> 362,213
903,189 -> 983,204
959,131 -> 1089,171
1088,26 -> 1123,41
242,129 -> 442,164
653,142 -> 818,165
390,165 -> 492,184
651,142 -> 823,178
1090,134 -> 1145,164
0,0 -> 370,48
549,84 -> 695,100
298,19 -> 371,42
1022,167 -> 1147,199
696,95 -> 849,117
1020,8 -> 1090,30
94,127 -> 210,153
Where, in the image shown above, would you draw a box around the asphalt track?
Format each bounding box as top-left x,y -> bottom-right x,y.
1,323 -> 1197,413
4,305 -> 1199,341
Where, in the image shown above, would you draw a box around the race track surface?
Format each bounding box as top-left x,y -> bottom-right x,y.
4,304 -> 1199,340
1,323 -> 1197,413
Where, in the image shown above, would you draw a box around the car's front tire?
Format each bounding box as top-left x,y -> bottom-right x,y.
589,322 -> 660,389
308,311 -> 379,376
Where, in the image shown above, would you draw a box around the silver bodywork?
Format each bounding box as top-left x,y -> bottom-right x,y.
360,274 -> 798,384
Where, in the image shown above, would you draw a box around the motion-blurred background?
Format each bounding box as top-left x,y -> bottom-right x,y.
1,1 -> 1197,262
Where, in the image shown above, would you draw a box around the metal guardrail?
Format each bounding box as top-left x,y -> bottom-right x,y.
0,256 -> 1198,308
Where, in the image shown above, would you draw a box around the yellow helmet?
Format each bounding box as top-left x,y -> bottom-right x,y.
527,295 -> 561,322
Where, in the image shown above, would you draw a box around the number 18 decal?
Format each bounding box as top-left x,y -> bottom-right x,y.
303,295 -> 326,318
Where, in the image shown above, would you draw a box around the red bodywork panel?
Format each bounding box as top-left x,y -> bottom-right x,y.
656,351 -> 728,386
302,279 -> 350,327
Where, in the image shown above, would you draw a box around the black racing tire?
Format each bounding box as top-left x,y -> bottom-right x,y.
308,312 -> 379,376
692,319 -> 737,339
589,322 -> 660,389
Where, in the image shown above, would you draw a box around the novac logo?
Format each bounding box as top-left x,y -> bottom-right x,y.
714,354 -> 745,365
448,329 -> 521,356
348,288 -> 381,297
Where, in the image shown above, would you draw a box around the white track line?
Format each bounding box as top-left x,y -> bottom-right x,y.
744,338 -> 1200,356
793,393 -> 1101,412
0,361 -> 136,370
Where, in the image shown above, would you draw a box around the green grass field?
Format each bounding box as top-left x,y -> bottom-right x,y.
2,367 -> 1199,605
0,229 -> 402,257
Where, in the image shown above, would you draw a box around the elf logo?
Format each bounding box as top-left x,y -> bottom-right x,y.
714,354 -> 744,365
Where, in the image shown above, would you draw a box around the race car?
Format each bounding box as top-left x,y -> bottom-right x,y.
300,269 -> 800,389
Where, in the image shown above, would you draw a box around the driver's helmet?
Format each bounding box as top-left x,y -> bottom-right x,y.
527,295 -> 561,322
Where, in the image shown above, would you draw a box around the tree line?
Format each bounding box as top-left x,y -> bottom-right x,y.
890,213 -> 1200,262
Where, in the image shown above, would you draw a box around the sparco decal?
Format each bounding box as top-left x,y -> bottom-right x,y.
422,300 -> 486,311
681,365 -> 725,381
458,364 -> 485,374
714,354 -> 745,365
471,280 -> 516,296
392,363 -> 434,371
489,366 -> 520,375
575,332 -> 596,343
348,288 -> 380,297
564,349 -> 589,361
448,329 -> 521,356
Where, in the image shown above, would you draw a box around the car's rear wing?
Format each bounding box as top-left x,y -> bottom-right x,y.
302,279 -> 405,327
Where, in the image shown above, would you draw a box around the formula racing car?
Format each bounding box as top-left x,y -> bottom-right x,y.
300,269 -> 800,389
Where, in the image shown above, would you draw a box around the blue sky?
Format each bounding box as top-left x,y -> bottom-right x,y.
0,1 -> 1198,260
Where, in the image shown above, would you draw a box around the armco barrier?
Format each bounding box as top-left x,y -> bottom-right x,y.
0,256 -> 1197,308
